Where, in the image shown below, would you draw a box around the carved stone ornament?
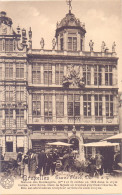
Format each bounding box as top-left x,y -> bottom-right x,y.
40,38 -> 44,49
62,64 -> 85,88
72,125 -> 76,134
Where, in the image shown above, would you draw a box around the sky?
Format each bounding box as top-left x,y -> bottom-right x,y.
0,0 -> 122,91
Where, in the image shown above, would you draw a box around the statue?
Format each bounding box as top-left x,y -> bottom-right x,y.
101,41 -> 106,52
112,41 -> 116,53
89,40 -> 94,52
52,38 -> 56,50
40,38 -> 44,49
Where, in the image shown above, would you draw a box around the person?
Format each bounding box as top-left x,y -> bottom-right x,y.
38,149 -> 47,176
23,153 -> 29,176
28,149 -> 38,177
17,151 -> 25,177
114,152 -> 121,170
51,150 -> 59,175
89,157 -> 96,177
46,151 -> 53,175
95,152 -> 104,175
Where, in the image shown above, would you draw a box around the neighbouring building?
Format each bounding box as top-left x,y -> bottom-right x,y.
0,7 -> 119,160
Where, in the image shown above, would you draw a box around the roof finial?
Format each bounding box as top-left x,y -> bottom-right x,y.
66,0 -> 72,14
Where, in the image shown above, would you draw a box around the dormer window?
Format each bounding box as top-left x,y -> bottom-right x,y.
5,39 -> 13,52
60,38 -> 64,50
68,37 -> 77,51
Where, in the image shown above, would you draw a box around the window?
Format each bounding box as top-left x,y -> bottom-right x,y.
60,38 -> 63,50
55,64 -> 64,85
32,94 -> 41,116
83,65 -> 91,85
16,86 -> 24,102
83,94 -> 91,116
56,94 -> 64,117
94,65 -> 102,85
0,40 -> 2,51
105,65 -> 113,85
32,63 -> 41,84
44,64 -> 52,84
95,95 -> 102,116
5,86 -> 13,102
81,39 -> 83,51
5,39 -> 13,52
5,109 -> 13,128
67,94 -> 80,117
105,95 -> 113,117
16,63 -> 24,78
5,63 -> 13,79
68,37 -> 77,51
16,109 -> 24,128
44,94 -> 52,117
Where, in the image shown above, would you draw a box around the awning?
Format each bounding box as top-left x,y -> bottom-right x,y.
46,141 -> 72,146
30,134 -> 68,140
103,133 -> 122,142
83,141 -> 119,147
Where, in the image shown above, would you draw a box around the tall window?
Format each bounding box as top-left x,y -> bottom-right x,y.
5,86 -> 13,102
32,94 -> 41,116
67,94 -> 80,117
5,63 -> 13,79
105,95 -> 113,117
60,38 -> 63,50
44,64 -> 52,84
5,39 -> 13,52
83,65 -> 91,85
56,94 -> 64,117
94,65 -> 102,85
55,64 -> 64,85
0,40 -> 2,51
95,95 -> 102,116
16,109 -> 24,128
5,109 -> 13,128
105,65 -> 113,85
32,63 -> 41,84
68,37 -> 77,51
83,94 -> 91,116
16,63 -> 24,79
44,94 -> 52,117
16,86 -> 24,102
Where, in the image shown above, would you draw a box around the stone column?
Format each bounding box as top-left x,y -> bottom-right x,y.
13,135 -> 16,153
28,64 -> 32,84
24,135 -> 28,154
28,93 -> 32,123
24,110 -> 27,129
2,136 -> 5,155
92,147 -> 96,158
41,64 -> 43,84
2,61 -> 5,80
2,110 -> 5,129
13,61 -> 16,80
64,91 -> 67,123
52,64 -> 55,84
41,91 -> 44,122
52,90 -> 56,122
113,66 -> 117,86
24,62 -> 27,81
64,64 -> 67,76
102,65 -> 105,85
91,66 -> 94,85
80,93 -> 83,121
13,110 -> 16,129
77,32 -> 81,51
102,92 -> 106,123
79,135 -> 85,160
91,93 -> 95,122
64,32 -> 67,51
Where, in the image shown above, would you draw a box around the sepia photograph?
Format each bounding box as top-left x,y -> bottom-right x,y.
0,0 -> 122,194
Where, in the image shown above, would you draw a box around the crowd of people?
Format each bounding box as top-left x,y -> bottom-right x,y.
1,147 -> 121,178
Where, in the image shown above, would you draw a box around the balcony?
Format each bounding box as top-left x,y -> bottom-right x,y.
28,49 -> 117,58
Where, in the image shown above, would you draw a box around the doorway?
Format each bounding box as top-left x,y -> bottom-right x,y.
6,142 -> 13,152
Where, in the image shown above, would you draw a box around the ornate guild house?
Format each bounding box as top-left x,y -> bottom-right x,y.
0,4 -> 119,160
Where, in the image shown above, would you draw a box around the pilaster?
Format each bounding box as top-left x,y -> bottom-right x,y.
52,90 -> 56,122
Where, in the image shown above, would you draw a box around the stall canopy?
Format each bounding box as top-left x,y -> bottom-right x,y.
83,141 -> 119,147
47,141 -> 72,146
103,133 -> 122,142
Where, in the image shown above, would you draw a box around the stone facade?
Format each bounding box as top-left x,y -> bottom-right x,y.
0,11 -> 119,159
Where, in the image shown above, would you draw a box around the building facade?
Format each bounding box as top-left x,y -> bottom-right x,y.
0,10 -> 119,160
